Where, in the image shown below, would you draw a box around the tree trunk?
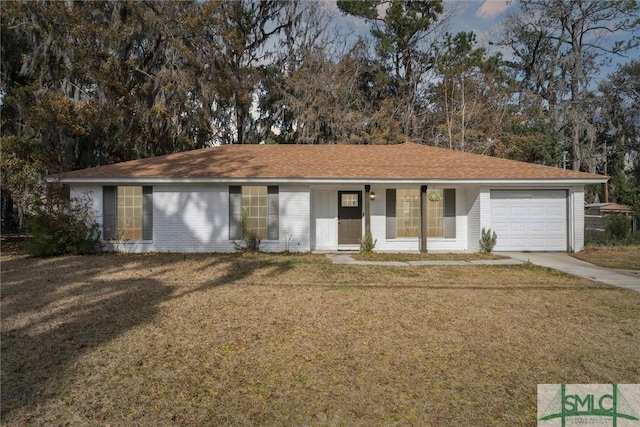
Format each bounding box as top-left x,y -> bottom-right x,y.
460,74 -> 466,151
236,99 -> 245,145
572,125 -> 580,171
2,192 -> 14,233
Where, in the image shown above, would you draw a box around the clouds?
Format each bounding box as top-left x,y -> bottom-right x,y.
476,0 -> 511,18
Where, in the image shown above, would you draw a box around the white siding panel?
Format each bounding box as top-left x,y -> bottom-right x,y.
312,190 -> 338,250
571,187 -> 585,252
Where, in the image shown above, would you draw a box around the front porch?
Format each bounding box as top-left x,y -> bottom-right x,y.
309,184 -> 471,253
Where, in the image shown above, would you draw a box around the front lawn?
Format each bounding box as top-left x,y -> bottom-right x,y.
2,252 -> 639,426
572,245 -> 640,270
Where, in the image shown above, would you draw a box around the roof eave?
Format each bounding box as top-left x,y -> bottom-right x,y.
50,176 -> 608,185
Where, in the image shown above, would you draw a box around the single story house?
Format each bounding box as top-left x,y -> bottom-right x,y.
55,142 -> 606,253
585,202 -> 632,216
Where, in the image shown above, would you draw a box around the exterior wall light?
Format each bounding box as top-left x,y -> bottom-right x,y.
370,192 -> 376,200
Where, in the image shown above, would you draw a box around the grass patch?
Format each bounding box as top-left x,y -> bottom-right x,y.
584,229 -> 640,246
2,252 -> 639,426
352,252 -> 507,261
572,245 -> 640,270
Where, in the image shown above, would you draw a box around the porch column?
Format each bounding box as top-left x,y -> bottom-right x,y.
364,185 -> 371,231
420,185 -> 428,253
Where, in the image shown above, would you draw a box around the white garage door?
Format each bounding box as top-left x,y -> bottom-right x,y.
490,190 -> 567,251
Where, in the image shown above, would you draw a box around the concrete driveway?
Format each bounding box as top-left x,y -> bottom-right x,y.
501,252 -> 640,292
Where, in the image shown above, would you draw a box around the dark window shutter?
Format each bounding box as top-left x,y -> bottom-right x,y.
142,186 -> 153,240
267,186 -> 279,240
386,189 -> 396,239
229,186 -> 242,240
103,186 -> 117,240
444,189 -> 456,238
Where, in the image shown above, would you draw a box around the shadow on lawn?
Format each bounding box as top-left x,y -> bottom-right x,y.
0,252 -> 297,421
178,253 -> 296,297
0,254 -> 174,422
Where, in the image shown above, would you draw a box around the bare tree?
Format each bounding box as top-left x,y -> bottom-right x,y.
501,0 -> 640,171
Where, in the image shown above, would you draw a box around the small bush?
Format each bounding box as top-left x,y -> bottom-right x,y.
25,196 -> 101,257
479,227 -> 497,253
359,226 -> 376,254
605,214 -> 631,240
234,209 -> 261,253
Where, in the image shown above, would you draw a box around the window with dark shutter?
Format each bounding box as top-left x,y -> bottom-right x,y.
386,189 -> 396,239
229,185 -> 279,240
142,186 -> 153,240
103,186 -> 117,240
267,186 -> 279,240
229,186 -> 242,240
102,186 -> 152,241
443,189 -> 456,238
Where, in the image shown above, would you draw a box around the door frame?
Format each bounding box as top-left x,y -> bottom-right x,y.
337,191 -> 363,246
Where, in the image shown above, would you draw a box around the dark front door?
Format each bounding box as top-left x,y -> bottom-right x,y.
338,191 -> 362,245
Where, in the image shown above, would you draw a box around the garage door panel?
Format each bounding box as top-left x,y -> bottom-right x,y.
529,222 -> 546,232
511,207 -> 527,216
547,236 -> 566,245
491,190 -> 567,251
548,222 -> 564,232
511,223 -> 527,232
548,206 -> 565,216
492,206 -> 509,217
528,237 -> 548,248
530,206 -> 546,216
507,237 -> 530,247
491,221 -> 509,232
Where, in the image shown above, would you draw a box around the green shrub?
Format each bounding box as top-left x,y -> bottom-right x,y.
359,226 -> 376,254
479,227 -> 497,253
585,228 -> 639,247
584,229 -> 610,246
234,209 -> 261,253
25,196 -> 101,257
605,214 -> 631,240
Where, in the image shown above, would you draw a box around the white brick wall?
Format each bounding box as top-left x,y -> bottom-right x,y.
478,187 -> 491,234
152,185 -> 231,252
70,184 -> 103,234
264,185 -> 310,252
465,186 -> 481,253
71,184 -> 311,253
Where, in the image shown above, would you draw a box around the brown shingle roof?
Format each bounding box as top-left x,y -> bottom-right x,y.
59,142 -> 605,181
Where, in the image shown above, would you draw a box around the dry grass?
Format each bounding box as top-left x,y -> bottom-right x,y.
352,252 -> 507,261
2,251 -> 639,426
572,245 -> 640,270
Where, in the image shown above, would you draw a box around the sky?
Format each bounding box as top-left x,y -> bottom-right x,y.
323,0 -> 639,80
323,0 -> 514,44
